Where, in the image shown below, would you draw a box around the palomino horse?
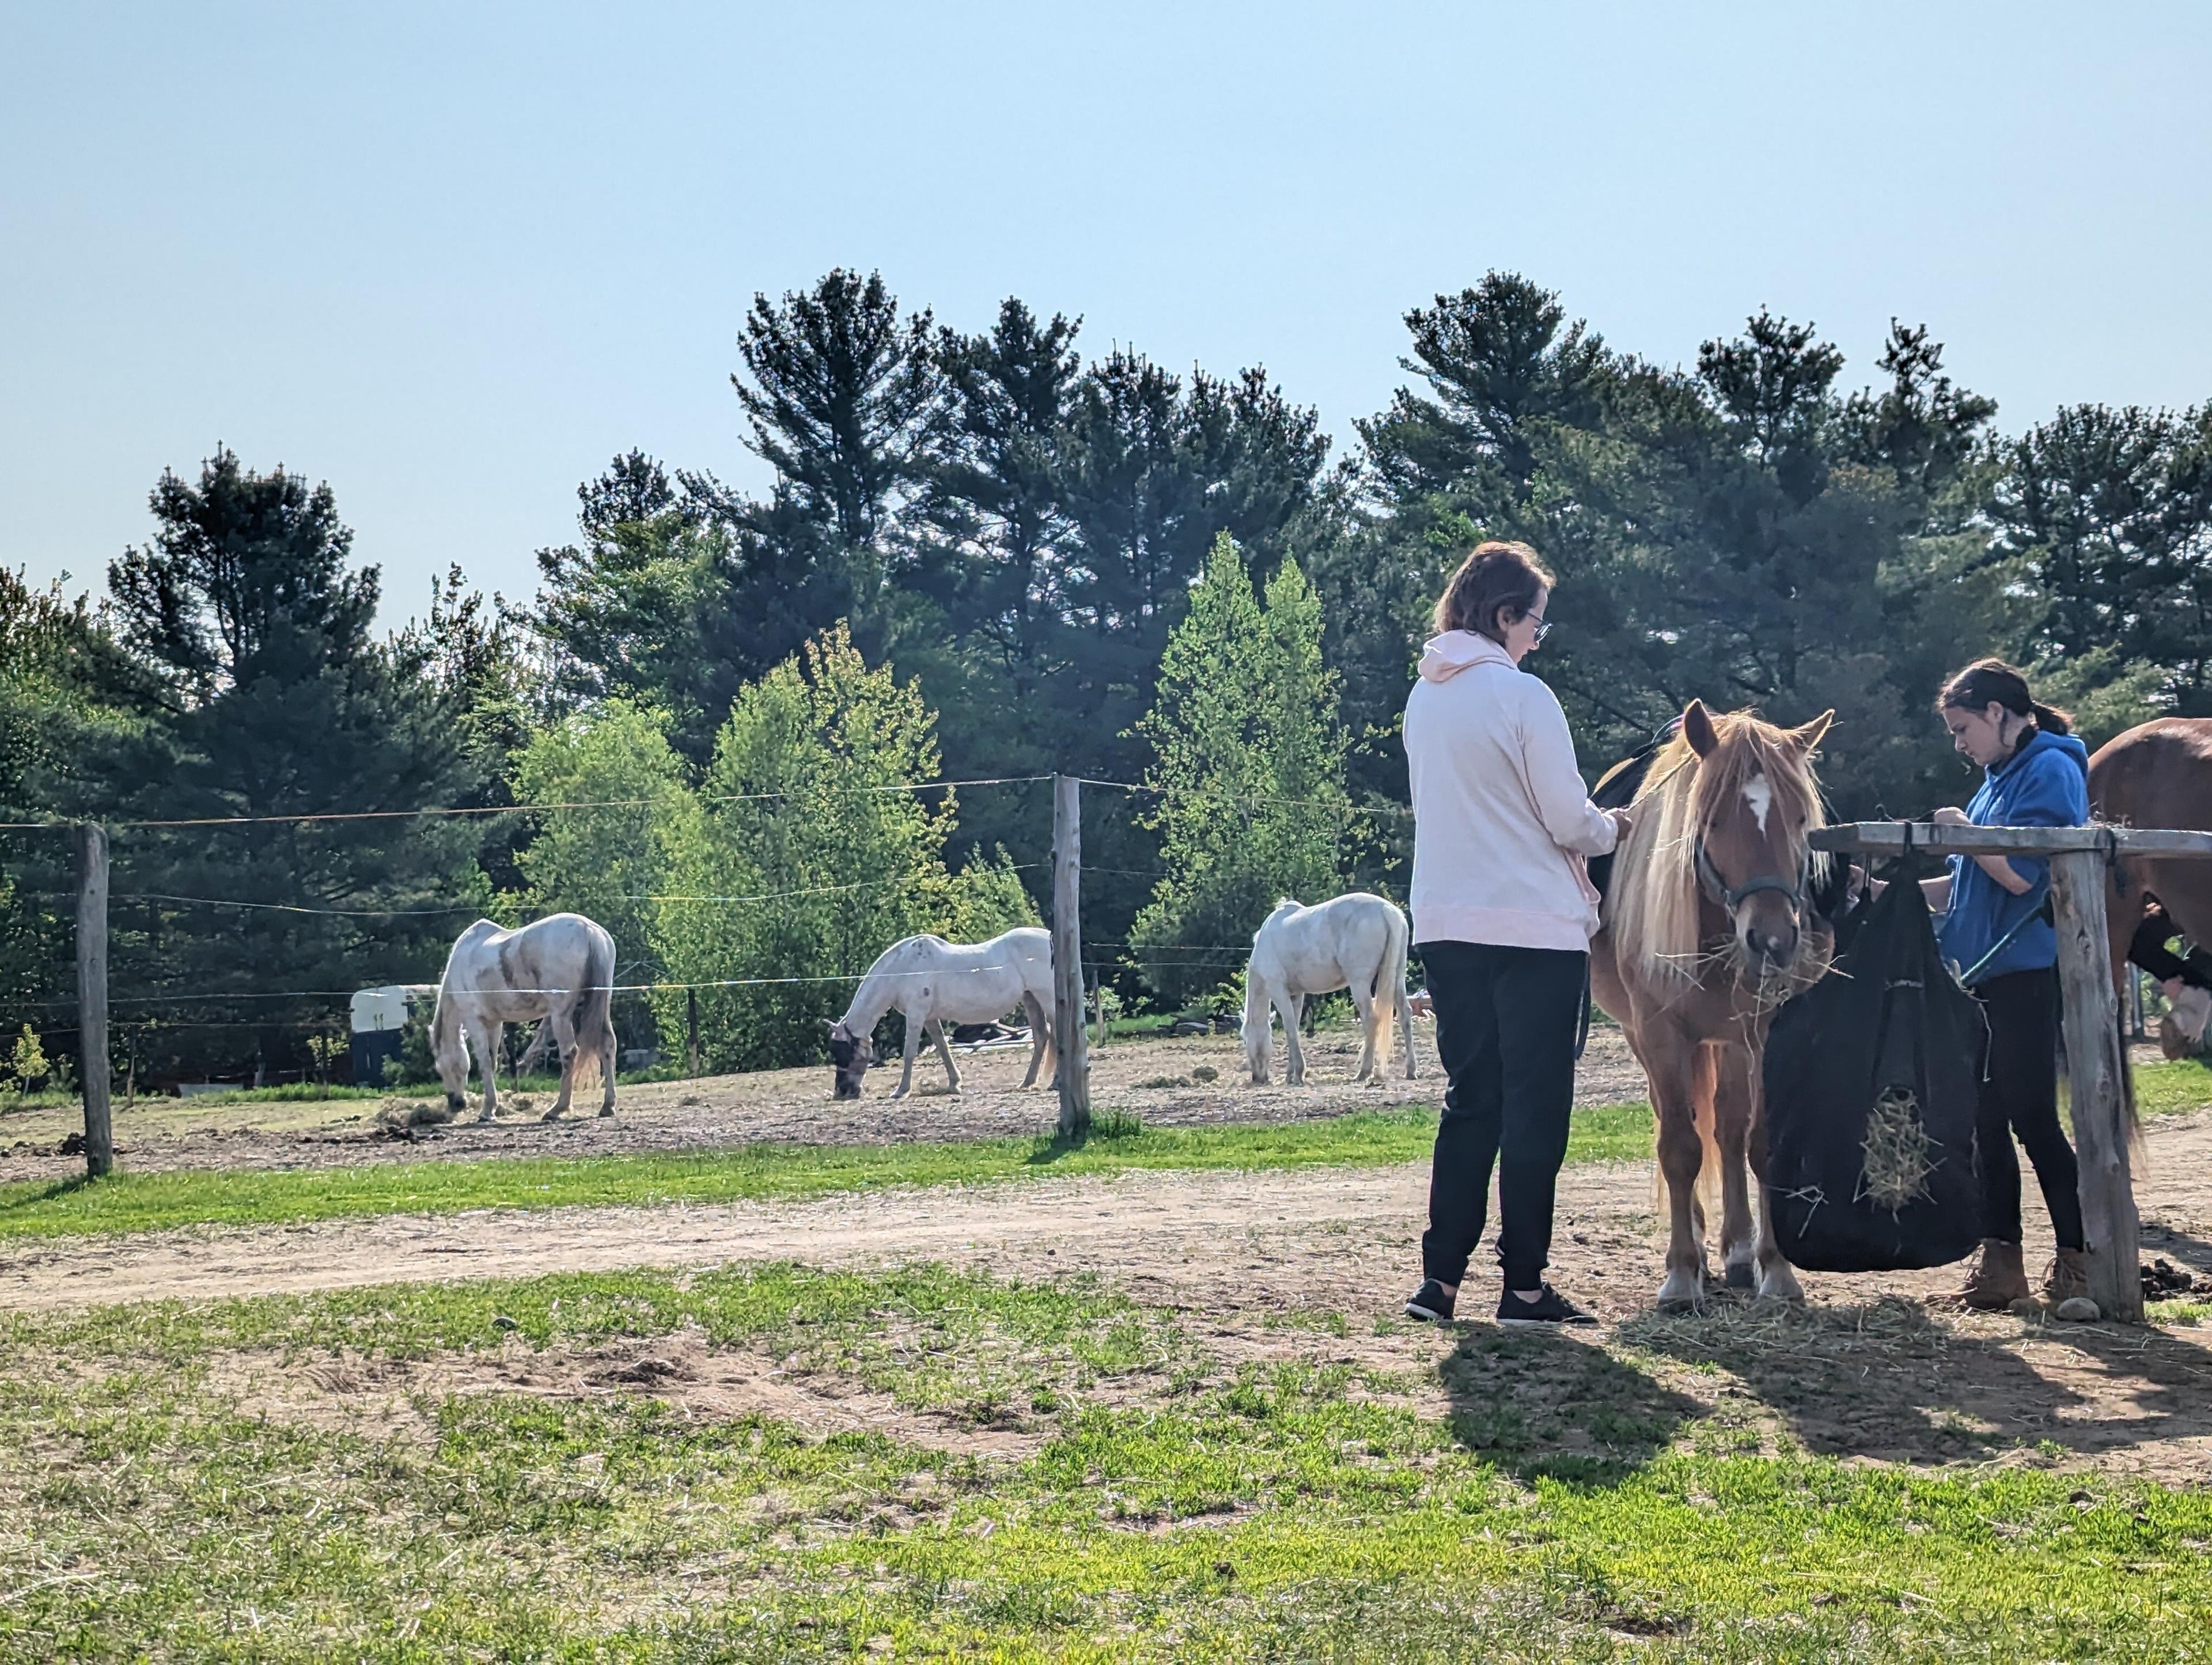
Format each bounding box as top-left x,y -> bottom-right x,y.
1242,893 -> 1416,1084
1592,701 -> 1837,1309
2093,718 -> 2212,1058
432,913 -> 618,1121
828,926 -> 1057,1099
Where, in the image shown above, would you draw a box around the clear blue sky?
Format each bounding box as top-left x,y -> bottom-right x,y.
5,2 -> 2208,630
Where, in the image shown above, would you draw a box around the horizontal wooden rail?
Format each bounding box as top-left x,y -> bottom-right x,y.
1812,822 -> 2212,860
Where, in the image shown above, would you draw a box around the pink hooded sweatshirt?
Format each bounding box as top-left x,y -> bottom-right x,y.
1403,630 -> 1616,951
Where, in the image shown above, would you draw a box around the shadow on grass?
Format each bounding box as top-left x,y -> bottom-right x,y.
1437,1325 -> 1705,1487
1623,1292 -> 2212,1467
1024,1110 -> 1148,1166
0,1174 -> 95,1214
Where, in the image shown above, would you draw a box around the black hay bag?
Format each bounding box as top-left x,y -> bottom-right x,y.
1762,877 -> 1985,1273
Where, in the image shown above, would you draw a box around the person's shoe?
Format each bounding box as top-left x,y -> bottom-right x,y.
2042,1247 -> 2092,1306
1958,1238 -> 2031,1310
1496,1284 -> 1597,1326
1404,1279 -> 1456,1322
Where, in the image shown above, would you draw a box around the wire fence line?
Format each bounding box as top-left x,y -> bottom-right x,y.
0,768 -> 1401,835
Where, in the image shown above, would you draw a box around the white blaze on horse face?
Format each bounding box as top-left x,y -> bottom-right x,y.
1743,773 -> 1774,837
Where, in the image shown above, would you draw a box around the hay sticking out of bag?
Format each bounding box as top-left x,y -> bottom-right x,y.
1855,1086 -> 1938,1213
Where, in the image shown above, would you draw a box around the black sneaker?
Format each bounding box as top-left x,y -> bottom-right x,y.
1404,1279 -> 1456,1322
1496,1284 -> 1597,1326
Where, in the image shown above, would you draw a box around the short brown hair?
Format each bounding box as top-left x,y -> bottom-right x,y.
1937,657 -> 2073,736
1433,541 -> 1553,643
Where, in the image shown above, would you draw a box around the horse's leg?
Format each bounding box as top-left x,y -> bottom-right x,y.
1398,978 -> 1418,1079
600,1023 -> 617,1117
892,1012 -> 921,1099
929,1020 -> 961,1094
1710,1041 -> 1759,1292
461,1017 -> 502,1121
1349,977 -> 1380,1083
1031,995 -> 1057,1097
1018,992 -> 1048,1088
544,1006 -> 580,1120
1642,1023 -> 1710,1310
1278,992 -> 1306,1085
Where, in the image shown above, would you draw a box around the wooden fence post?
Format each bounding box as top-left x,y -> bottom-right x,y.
1052,774 -> 1090,1138
75,822 -> 112,1179
687,987 -> 700,1079
2050,848 -> 2141,1321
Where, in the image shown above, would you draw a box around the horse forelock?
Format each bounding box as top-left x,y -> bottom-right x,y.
1612,712 -> 1825,991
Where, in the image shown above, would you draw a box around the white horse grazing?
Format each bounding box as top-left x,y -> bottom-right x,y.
828,926 -> 1056,1099
432,913 -> 618,1121
1243,893 -> 1416,1086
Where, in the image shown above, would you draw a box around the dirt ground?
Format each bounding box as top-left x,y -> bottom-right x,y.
10,1101 -> 2212,1480
0,1023 -> 1652,1185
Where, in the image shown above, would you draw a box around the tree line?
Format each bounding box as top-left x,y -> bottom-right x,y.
3,268 -> 2207,1086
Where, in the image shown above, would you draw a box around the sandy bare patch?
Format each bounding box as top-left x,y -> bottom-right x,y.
195,1329 -> 1044,1460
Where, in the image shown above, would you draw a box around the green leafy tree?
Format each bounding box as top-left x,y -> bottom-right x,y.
0,569 -> 150,1019
653,623 -> 1027,1072
510,701 -> 696,1053
1130,536 -> 1353,1005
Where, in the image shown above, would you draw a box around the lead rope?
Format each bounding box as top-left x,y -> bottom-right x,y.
1574,960 -> 1592,1061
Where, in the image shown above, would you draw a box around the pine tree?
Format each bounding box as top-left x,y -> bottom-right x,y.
96,449 -> 486,1083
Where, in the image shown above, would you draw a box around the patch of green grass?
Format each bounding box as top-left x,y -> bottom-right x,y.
5,1264 -> 2212,1660
2132,1057 -> 2212,1120
0,1102 -> 1656,1241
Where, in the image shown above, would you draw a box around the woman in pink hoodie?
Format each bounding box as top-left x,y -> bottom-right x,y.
1401,541 -> 1629,1327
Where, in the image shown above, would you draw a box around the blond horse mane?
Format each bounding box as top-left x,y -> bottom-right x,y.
1606,711 -> 1828,993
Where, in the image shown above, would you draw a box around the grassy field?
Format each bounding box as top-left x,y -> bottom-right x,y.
3,1262 -> 2209,1660
0,1103 -> 1661,1242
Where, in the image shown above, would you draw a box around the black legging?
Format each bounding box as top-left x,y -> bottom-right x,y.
1416,940 -> 1586,1289
1972,966 -> 2085,1251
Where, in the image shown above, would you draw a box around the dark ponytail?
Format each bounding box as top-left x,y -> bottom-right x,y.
1937,657 -> 2073,736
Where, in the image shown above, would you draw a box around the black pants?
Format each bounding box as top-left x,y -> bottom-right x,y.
1417,940 -> 1586,1289
1973,967 -> 2085,1251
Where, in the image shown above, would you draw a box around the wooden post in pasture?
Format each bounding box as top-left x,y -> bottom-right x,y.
75,821 -> 113,1179
1051,774 -> 1090,1137
1812,822 -> 2212,1324
687,987 -> 701,1078
2048,845 -> 2140,1323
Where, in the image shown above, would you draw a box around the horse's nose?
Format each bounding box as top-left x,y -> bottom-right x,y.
1744,923 -> 1798,968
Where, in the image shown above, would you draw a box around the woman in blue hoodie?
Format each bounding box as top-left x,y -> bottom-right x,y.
1924,659 -> 2092,1310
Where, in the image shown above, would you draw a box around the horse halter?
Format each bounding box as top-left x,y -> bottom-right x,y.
1694,836 -> 1809,913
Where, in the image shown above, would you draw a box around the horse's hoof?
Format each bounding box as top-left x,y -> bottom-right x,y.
1756,1269 -> 1807,1306
598,1107 -> 614,1119
1724,1261 -> 1757,1291
540,1109 -> 563,1123
1656,1270 -> 1706,1312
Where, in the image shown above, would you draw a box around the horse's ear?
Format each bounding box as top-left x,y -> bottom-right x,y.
1789,710 -> 1836,755
1682,700 -> 1719,758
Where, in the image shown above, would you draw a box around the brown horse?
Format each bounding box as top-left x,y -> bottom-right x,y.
1592,701 -> 1836,1309
2091,718 -> 2212,1056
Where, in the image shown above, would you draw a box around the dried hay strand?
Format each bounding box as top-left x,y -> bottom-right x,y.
1856,1086 -> 1938,1213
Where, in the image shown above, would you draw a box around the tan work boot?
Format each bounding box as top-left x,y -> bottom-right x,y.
1959,1238 -> 2031,1310
2043,1247 -> 2092,1306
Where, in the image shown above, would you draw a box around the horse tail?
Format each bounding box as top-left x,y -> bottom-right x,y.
1373,902 -> 1410,1079
571,926 -> 617,1090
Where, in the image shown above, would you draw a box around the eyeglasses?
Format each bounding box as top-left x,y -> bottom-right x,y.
1531,619 -> 1554,645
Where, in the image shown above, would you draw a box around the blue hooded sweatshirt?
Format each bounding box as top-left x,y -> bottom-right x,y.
1934,727 -> 2091,985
